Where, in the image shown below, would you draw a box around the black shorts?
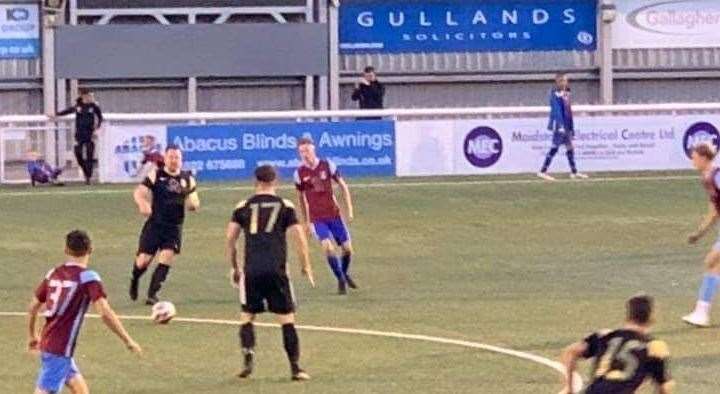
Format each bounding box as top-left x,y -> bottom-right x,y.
240,273 -> 295,315
137,221 -> 182,256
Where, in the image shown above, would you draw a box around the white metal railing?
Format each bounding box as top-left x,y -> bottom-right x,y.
2,102 -> 720,124
2,102 -> 720,184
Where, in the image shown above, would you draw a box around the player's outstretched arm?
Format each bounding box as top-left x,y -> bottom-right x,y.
559,341 -> 586,394
337,178 -> 354,222
295,190 -> 311,231
93,298 -> 142,354
290,224 -> 315,287
27,297 -> 43,352
185,177 -> 200,211
226,222 -> 242,285
689,202 -> 720,244
133,185 -> 153,217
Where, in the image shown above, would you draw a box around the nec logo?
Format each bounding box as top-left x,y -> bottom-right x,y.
463,126 -> 503,168
683,122 -> 720,159
6,8 -> 30,22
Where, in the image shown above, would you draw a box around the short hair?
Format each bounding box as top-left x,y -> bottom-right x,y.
297,137 -> 314,147
626,294 -> 653,325
555,73 -> 567,81
255,165 -> 277,183
693,143 -> 717,161
165,144 -> 181,152
66,230 -> 92,257
79,88 -> 91,95
363,66 -> 376,74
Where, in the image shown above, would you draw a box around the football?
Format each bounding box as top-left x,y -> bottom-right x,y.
151,301 -> 176,324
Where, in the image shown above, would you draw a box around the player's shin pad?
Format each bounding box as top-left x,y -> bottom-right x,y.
282,324 -> 300,366
148,264 -> 170,297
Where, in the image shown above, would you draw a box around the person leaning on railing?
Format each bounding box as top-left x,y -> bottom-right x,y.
50,88 -> 103,185
351,66 -> 385,120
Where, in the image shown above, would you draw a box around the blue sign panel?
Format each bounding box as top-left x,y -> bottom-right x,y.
0,4 -> 40,59
167,121 -> 396,181
340,0 -> 597,54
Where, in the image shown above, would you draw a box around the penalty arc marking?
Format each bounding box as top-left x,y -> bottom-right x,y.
0,311 -> 584,392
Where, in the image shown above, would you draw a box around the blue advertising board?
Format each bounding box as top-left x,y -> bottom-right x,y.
0,4 -> 40,59
339,0 -> 597,54
167,121 -> 396,181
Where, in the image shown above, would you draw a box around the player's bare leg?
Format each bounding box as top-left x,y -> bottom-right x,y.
130,253 -> 154,301
276,313 -> 309,381
684,249 -> 720,327
321,240 -> 347,294
237,312 -> 256,379
146,249 -> 175,305
65,374 -> 90,394
341,241 -> 358,289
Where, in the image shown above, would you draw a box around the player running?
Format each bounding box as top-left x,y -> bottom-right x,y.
226,165 -> 315,381
537,73 -> 588,181
129,145 -> 200,305
560,294 -> 673,394
28,230 -> 142,394
683,143 -> 720,327
294,137 -> 356,294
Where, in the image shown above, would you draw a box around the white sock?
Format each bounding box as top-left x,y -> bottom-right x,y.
695,301 -> 711,316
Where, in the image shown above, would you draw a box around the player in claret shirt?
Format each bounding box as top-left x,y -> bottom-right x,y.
294,138 -> 356,295
28,230 -> 141,394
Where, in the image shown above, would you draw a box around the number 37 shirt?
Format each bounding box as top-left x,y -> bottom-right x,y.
34,262 -> 107,357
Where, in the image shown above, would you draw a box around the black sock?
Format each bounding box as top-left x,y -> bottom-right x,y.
148,264 -> 170,298
342,253 -> 352,276
132,264 -> 147,281
282,323 -> 300,372
541,147 -> 559,173
239,323 -> 256,354
567,149 -> 578,174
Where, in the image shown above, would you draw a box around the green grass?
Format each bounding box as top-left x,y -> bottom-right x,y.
1,172 -> 719,393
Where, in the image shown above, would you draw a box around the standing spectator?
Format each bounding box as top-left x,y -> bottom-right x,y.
52,88 -> 103,185
26,152 -> 64,187
351,66 -> 385,118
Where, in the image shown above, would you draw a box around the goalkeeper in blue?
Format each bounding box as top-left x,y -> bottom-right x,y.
537,73 -> 588,181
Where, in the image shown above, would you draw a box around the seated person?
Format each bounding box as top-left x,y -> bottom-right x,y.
27,152 -> 63,186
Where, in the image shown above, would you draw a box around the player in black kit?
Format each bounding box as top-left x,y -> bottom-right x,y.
129,145 -> 200,305
560,295 -> 673,394
225,165 -> 315,381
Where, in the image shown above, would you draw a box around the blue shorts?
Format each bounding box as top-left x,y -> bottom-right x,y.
312,218 -> 350,245
552,130 -> 574,147
37,352 -> 80,392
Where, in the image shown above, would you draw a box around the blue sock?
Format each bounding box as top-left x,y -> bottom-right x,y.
698,274 -> 720,302
327,256 -> 345,282
567,150 -> 577,174
541,147 -> 559,173
342,253 -> 352,276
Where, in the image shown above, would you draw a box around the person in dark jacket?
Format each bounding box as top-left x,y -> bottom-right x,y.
52,88 -> 103,185
351,66 -> 385,118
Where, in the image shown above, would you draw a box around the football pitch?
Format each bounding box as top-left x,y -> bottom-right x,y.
2,172 -> 720,393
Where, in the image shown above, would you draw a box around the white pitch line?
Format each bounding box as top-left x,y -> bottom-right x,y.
0,174 -> 697,198
0,311 -> 583,392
